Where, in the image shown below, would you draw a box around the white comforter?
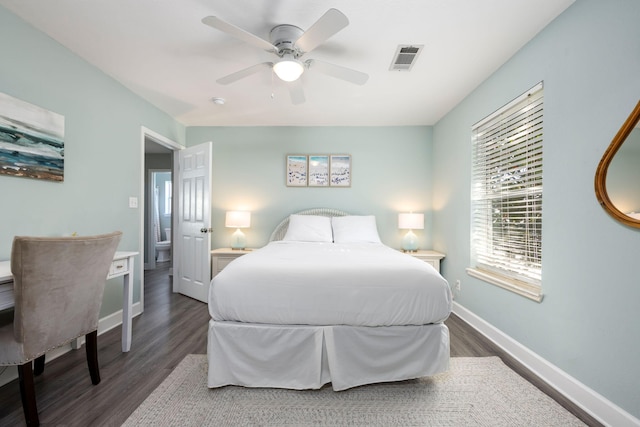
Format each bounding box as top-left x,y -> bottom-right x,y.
209,242 -> 452,326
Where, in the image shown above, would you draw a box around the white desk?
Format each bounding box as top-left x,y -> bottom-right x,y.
0,251 -> 138,352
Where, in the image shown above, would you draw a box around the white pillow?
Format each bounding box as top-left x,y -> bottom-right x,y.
283,215 -> 333,242
332,215 -> 382,243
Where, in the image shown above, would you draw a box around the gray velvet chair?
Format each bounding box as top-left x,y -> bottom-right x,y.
0,231 -> 122,426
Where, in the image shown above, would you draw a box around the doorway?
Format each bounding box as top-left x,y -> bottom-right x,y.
144,144 -> 173,271
140,127 -> 183,312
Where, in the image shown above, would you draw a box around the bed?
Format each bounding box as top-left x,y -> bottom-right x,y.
207,208 -> 452,391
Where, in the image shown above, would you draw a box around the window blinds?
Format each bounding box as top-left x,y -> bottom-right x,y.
471,83 -> 543,289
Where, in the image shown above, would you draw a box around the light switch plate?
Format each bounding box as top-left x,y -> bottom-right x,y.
129,197 -> 138,208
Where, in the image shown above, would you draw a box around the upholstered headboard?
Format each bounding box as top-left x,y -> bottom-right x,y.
269,208 -> 350,242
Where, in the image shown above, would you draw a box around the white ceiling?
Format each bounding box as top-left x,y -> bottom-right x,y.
0,0 -> 574,127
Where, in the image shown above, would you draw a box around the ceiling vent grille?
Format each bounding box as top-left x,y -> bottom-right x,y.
389,45 -> 423,71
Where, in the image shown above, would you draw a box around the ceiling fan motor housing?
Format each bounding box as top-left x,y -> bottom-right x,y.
270,24 -> 304,57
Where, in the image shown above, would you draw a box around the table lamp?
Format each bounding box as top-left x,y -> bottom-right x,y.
398,212 -> 424,252
225,211 -> 251,250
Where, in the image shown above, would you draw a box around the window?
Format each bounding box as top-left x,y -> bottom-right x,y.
467,82 -> 544,302
164,180 -> 172,216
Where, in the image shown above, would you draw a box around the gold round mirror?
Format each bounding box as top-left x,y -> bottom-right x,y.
594,100 -> 640,228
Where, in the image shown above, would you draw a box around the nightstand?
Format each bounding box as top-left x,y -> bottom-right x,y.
403,250 -> 445,273
211,248 -> 253,278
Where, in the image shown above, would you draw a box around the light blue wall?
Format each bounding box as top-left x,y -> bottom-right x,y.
187,126 -> 434,250
0,6 -> 185,315
432,0 -> 640,418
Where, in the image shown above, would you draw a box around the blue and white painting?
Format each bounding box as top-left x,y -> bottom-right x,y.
287,155 -> 307,186
0,92 -> 65,182
308,155 -> 329,187
330,154 -> 351,187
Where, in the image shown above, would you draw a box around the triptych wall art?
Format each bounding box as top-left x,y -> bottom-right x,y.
0,92 -> 65,182
286,154 -> 351,187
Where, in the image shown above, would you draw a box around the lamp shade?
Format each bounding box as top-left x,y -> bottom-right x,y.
398,213 -> 424,230
225,211 -> 251,228
273,56 -> 304,82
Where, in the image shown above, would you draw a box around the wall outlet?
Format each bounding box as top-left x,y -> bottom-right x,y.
128,196 -> 138,208
455,280 -> 461,292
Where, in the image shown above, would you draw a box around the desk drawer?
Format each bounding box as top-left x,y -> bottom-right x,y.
0,282 -> 14,311
108,258 -> 129,278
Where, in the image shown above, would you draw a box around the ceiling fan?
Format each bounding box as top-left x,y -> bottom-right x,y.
202,9 -> 369,105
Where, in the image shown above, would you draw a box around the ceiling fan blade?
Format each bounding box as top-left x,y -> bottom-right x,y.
288,79 -> 305,105
217,62 -> 273,85
307,59 -> 369,85
202,16 -> 277,53
294,9 -> 349,54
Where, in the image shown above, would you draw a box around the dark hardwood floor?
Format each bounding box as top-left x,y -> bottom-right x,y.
0,263 -> 602,426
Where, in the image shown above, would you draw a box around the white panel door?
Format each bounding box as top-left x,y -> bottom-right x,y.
175,142 -> 212,303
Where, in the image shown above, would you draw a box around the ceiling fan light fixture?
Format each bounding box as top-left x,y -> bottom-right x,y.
273,58 -> 304,82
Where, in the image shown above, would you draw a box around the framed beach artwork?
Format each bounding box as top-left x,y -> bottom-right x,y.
286,155 -> 307,187
330,154 -> 351,187
0,92 -> 65,182
308,155 -> 329,187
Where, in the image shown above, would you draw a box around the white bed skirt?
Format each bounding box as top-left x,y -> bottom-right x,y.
207,320 -> 450,391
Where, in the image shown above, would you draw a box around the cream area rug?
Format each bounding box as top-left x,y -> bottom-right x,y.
123,355 -> 585,426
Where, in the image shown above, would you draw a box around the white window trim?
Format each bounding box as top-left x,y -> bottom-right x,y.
469,82 -> 544,303
466,267 -> 543,302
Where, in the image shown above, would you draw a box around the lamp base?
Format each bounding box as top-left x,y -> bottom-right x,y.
401,230 -> 418,252
230,228 -> 246,250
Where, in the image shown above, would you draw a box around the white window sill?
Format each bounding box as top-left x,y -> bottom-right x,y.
466,267 -> 543,303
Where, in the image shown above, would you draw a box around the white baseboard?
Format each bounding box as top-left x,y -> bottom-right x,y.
453,302 -> 640,427
98,301 -> 143,336
0,302 -> 142,388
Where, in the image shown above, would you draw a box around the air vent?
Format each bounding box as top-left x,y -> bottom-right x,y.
389,45 -> 424,71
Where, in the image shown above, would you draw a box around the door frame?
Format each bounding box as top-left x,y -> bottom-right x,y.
140,126 -> 184,312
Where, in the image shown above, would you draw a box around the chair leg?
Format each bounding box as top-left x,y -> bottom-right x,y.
34,355 -> 45,376
17,362 -> 39,427
85,330 -> 101,385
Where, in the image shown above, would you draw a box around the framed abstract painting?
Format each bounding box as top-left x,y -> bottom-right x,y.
0,92 -> 65,182
308,155 -> 329,187
330,154 -> 351,187
286,155 -> 307,187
